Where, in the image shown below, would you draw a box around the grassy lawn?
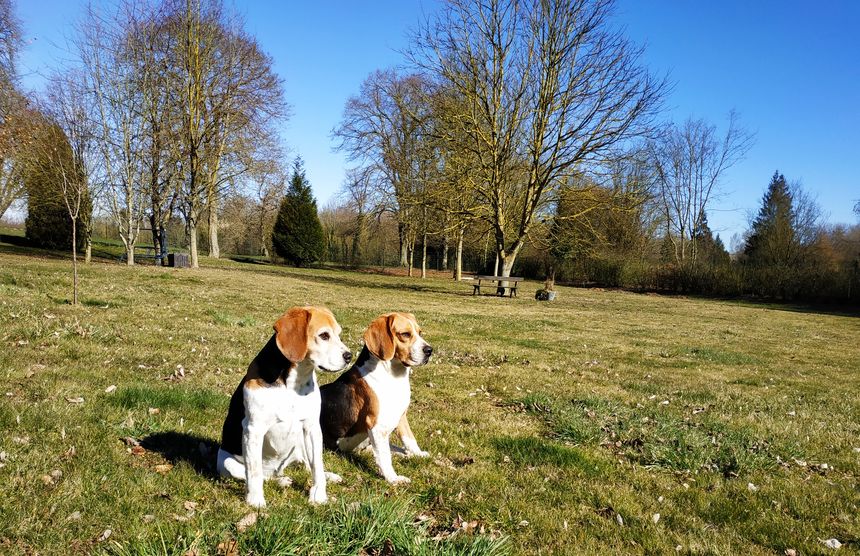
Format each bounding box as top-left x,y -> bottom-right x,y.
0,246 -> 858,555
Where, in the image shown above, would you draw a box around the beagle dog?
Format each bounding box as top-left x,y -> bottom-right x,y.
217,306 -> 352,507
319,312 -> 432,484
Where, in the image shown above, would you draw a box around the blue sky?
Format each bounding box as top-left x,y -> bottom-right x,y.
16,1 -> 860,244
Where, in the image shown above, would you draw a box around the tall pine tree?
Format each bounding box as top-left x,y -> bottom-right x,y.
742,171 -> 809,298
693,209 -> 729,266
744,171 -> 798,266
271,157 -> 325,266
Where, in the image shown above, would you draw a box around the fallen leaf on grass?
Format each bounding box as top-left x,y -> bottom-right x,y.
183,501 -> 198,511
236,512 -> 257,533
154,464 -> 173,474
66,397 -> 85,404
40,475 -> 55,485
821,538 -> 842,549
652,513 -> 661,524
216,540 -> 239,556
98,529 -> 111,542
142,514 -> 155,523
131,446 -> 146,456
105,385 -> 117,394
747,483 -> 759,492
785,549 -> 797,556
67,511 -> 82,521
414,513 -> 433,523
148,407 -> 160,415
172,513 -> 190,522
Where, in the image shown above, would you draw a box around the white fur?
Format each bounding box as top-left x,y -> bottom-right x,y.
337,331 -> 431,484
217,322 -> 350,508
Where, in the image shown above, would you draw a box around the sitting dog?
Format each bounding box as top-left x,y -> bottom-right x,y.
217,306 -> 352,507
319,312 -> 432,484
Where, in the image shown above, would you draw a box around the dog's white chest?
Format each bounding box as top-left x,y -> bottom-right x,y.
365,370 -> 411,431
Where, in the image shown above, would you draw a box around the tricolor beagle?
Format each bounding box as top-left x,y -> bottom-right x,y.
320,312 -> 432,484
217,306 -> 352,507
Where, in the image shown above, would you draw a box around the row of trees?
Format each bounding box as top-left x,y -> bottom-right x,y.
0,0 -> 289,279
1,0 -> 856,303
319,0 -> 858,302
331,0 -> 665,281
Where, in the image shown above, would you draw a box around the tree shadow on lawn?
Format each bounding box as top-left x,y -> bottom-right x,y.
141,431 -> 220,478
221,261 -> 471,297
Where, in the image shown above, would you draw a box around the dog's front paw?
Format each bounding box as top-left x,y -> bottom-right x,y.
325,471 -> 343,484
387,474 -> 411,485
409,449 -> 430,458
309,485 -> 328,505
245,492 -> 267,508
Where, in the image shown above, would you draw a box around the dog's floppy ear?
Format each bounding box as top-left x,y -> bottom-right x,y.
364,314 -> 395,361
273,307 -> 310,362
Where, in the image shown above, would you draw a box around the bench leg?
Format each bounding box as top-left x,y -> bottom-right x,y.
473,285 -> 480,295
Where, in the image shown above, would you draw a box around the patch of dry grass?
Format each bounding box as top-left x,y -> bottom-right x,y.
0,247 -> 858,555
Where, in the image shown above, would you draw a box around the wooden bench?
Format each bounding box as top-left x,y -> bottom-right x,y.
118,245 -> 175,265
471,275 -> 524,297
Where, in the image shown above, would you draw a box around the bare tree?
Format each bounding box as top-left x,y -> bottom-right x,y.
244,155 -> 287,259
340,166 -> 382,264
77,2 -> 151,265
650,111 -> 753,265
130,6 -> 183,265
42,70 -> 97,268
334,69 -> 432,274
0,90 -> 29,220
25,98 -> 91,303
410,0 -> 664,280
171,0 -> 286,266
0,0 -> 27,221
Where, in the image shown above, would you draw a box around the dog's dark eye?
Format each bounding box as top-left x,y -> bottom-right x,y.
401,332 -> 411,339
319,332 -> 330,341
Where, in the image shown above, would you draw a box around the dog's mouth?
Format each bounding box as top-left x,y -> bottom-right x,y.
317,364 -> 342,373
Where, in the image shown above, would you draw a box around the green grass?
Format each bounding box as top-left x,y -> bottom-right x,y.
0,244 -> 858,555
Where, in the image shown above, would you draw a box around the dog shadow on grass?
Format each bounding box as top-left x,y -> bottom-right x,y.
141,431 -> 220,479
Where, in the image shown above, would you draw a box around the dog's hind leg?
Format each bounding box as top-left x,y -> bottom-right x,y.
216,448 -> 246,480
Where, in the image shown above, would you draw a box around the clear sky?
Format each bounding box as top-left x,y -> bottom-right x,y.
15,0 -> 860,245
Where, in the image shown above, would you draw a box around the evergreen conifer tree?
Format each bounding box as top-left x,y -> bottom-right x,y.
23,121 -> 90,251
742,171 -> 809,298
271,157 -> 325,266
744,171 -> 798,266
693,209 -> 729,266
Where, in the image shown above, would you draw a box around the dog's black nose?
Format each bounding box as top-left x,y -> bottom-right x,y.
422,345 -> 433,357
343,351 -> 353,363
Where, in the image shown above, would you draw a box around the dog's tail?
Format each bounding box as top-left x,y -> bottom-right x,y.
216,448 -> 246,480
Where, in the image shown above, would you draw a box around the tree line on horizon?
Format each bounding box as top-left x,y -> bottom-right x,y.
0,0 -> 857,303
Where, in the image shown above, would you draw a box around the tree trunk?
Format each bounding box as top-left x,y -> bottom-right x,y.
441,235 -> 449,271
71,223 -> 78,305
189,218 -> 199,268
208,201 -> 220,258
454,229 -> 463,281
498,249 -> 520,295
421,231 -> 427,279
407,246 -> 414,277
84,236 -> 92,264
399,222 -> 408,267
493,253 -> 499,276
126,244 -> 135,266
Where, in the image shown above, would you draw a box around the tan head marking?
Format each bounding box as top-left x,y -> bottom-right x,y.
364,313 -> 396,361
273,307 -> 310,362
